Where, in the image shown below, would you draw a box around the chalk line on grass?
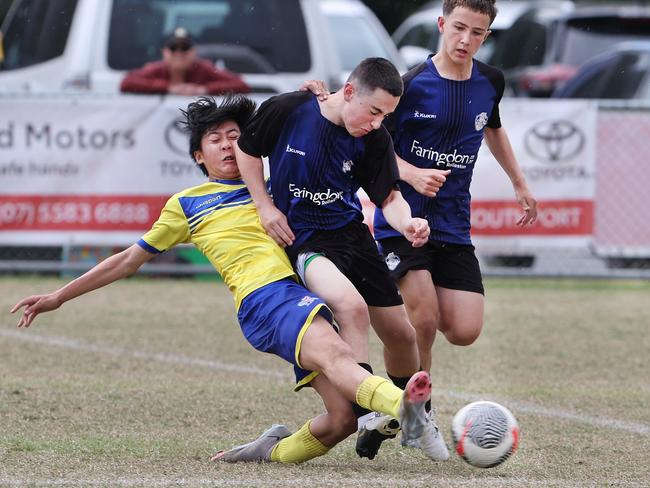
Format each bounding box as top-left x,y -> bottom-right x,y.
2,329 -> 649,437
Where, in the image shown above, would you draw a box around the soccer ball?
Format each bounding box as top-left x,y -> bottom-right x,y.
451,401 -> 520,468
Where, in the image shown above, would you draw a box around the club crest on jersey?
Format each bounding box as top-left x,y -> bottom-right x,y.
342,159 -> 353,173
385,252 -> 401,271
475,112 -> 488,131
297,296 -> 318,307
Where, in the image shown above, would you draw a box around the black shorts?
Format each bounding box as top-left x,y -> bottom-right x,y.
378,236 -> 484,295
289,221 -> 403,307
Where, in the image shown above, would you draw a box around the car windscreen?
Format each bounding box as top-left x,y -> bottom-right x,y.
490,12 -> 548,70
325,14 -> 391,71
396,22 -> 439,52
557,16 -> 650,66
0,0 -> 77,71
108,0 -> 310,73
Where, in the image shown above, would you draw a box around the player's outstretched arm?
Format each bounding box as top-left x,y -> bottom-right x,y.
397,154 -> 450,197
11,245 -> 154,328
381,189 -> 430,247
235,142 -> 295,247
484,127 -> 538,226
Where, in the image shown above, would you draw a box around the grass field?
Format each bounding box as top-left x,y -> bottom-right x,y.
1,276 -> 649,487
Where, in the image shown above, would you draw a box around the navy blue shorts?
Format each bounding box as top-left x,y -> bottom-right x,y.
238,279 -> 334,389
378,237 -> 484,295
289,221 -> 403,307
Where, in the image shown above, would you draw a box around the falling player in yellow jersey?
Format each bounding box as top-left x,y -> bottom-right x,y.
11,95 -> 435,464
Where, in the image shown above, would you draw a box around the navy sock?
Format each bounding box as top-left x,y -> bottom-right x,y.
387,372 -> 410,390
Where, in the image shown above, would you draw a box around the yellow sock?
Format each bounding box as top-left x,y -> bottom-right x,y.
355,375 -> 402,419
269,421 -> 330,463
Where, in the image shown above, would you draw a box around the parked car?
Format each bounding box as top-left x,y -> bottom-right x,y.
492,4 -> 650,97
0,0 -> 405,94
391,0 -> 532,69
552,41 -> 650,100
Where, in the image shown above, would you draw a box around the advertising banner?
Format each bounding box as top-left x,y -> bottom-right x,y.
471,99 -> 597,250
1,95 -> 206,245
2,97 -> 598,250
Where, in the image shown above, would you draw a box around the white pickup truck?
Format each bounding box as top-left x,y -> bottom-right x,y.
0,0 -> 405,94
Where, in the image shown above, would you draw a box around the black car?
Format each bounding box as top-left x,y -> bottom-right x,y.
492,4 -> 650,97
552,41 -> 650,100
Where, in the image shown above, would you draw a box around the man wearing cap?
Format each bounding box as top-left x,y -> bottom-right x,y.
120,27 -> 251,96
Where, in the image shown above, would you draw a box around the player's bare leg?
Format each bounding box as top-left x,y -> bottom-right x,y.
355,305 -> 421,459
213,316 -> 436,463
368,305 -> 420,377
397,269 -> 440,371
302,256 -> 371,363
435,286 -> 483,346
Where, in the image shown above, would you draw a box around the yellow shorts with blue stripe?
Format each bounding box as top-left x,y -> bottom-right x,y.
237,279 -> 334,390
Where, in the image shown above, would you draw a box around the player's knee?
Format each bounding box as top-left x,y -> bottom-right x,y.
410,298 -> 440,325
413,320 -> 437,347
336,296 -> 370,333
409,311 -> 439,343
445,323 -> 482,346
391,319 -> 417,347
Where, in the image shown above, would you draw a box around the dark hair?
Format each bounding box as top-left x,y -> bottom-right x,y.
443,0 -> 498,25
165,27 -> 194,50
347,57 -> 403,98
180,95 -> 256,176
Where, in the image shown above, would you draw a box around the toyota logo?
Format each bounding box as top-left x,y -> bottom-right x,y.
524,120 -> 584,163
164,117 -> 189,157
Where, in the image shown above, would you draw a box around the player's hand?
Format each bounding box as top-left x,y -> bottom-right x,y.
11,294 -> 61,328
404,218 -> 430,248
404,167 -> 450,197
299,80 -> 329,101
515,189 -> 538,226
258,204 -> 295,247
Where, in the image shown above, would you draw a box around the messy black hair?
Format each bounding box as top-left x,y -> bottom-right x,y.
180,94 -> 256,176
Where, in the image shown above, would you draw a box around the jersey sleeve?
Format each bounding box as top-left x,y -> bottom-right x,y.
354,127 -> 400,207
477,61 -> 506,129
237,91 -> 311,157
137,197 -> 191,254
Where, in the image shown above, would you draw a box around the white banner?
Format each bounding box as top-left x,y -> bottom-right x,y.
1,96 -> 598,249
1,95 -> 205,194
471,99 -> 597,250
0,94 -> 269,245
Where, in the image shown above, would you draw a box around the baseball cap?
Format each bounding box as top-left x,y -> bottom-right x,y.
165,27 -> 194,51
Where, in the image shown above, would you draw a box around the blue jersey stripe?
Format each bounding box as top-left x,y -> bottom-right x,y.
137,239 -> 161,254
180,187 -> 251,221
188,198 -> 254,233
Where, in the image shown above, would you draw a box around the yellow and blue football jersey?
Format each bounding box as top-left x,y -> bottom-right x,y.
138,179 -> 295,309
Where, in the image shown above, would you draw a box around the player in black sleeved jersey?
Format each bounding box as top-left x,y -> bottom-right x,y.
236,58 -> 450,461
362,0 -> 539,459
12,95 -> 440,466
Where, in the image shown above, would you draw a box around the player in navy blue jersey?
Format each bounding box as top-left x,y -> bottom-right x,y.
235,57 -> 450,461
12,95 -> 439,466
363,0 -> 539,459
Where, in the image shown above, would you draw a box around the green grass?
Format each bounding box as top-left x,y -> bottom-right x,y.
1,276 -> 649,487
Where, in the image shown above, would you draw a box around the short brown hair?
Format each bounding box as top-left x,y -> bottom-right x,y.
442,0 -> 498,25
